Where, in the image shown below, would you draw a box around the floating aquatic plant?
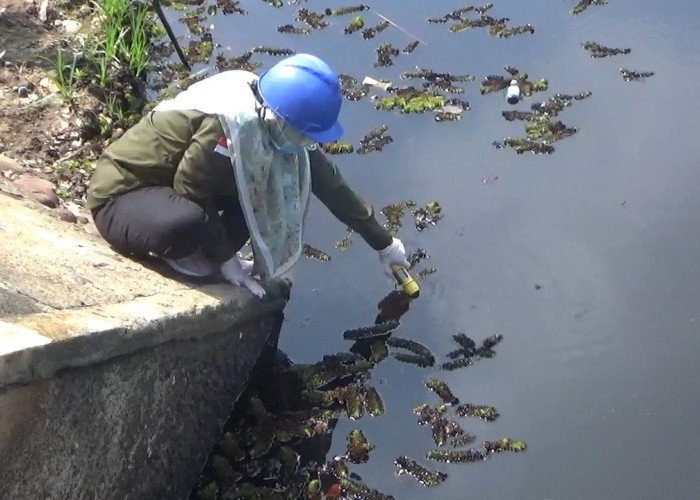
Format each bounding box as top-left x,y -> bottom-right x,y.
262,0 -> 283,7
569,0 -> 608,15
321,141 -> 355,154
339,74 -> 371,101
380,200 -> 416,234
454,404 -> 500,421
430,3 -> 535,38
277,24 -> 311,35
375,43 -> 400,67
442,333 -> 503,370
374,87 -> 446,114
582,41 -> 631,58
495,91 -> 592,154
481,66 -> 549,96
325,5 -> 370,16
413,201 -> 443,231
180,6 -> 207,37
403,40 -> 420,54
395,457 -> 448,487
215,51 -> 262,72
417,267 -> 437,280
401,67 -> 475,94
386,337 -> 435,366
619,68 -> 655,82
426,448 -> 486,463
216,0 -> 246,15
185,35 -> 214,64
363,20 -> 391,39
303,243 -> 331,262
344,15 -> 366,34
334,229 -> 355,251
426,379 -> 460,406
357,125 -> 393,154
363,385 -> 386,416
343,319 -> 400,341
347,429 -> 375,463
393,352 -> 435,368
296,8 -> 329,30
251,46 -> 295,57
484,437 -> 527,453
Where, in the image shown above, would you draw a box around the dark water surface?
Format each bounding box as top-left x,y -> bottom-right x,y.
165,1 -> 700,498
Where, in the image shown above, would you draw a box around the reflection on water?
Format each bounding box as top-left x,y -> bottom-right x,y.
158,0 -> 700,498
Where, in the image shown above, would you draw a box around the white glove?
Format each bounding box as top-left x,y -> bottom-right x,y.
221,256 -> 266,298
378,237 -> 411,275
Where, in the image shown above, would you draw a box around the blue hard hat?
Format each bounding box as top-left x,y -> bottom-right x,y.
257,54 -> 344,143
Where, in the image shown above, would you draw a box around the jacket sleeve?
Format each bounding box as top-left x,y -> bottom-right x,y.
308,147 -> 392,251
172,118 -> 237,264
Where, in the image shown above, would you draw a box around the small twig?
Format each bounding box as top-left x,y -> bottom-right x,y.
55,143 -> 97,164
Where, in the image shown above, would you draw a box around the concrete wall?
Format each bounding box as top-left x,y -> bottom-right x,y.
0,308 -> 286,500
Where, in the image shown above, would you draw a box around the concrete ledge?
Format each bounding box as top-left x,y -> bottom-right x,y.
0,191 -> 294,498
0,279 -> 290,387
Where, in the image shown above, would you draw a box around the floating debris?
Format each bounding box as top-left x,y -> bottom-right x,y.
215,51 -> 262,72
569,0 -> 608,15
344,15 -> 366,34
413,201 -> 443,231
374,87 -> 446,114
278,24 -> 312,35
425,379 -> 460,406
321,142 -> 355,154
251,46 -> 295,57
303,243 -> 331,262
347,429 -> 375,463
484,437 -> 527,453
362,76 -> 393,92
454,404 -> 500,421
363,385 -> 386,416
619,68 -> 655,82
362,20 -> 391,40
582,41 -> 631,58
343,320 -> 400,341
403,40 -> 420,54
325,5 -> 370,16
296,8 -> 329,30
481,66 -> 548,97
395,457 -> 448,487
426,448 -> 487,463
339,74 -> 371,101
357,125 -> 393,154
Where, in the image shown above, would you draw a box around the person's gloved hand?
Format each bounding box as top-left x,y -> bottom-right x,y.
378,237 -> 411,276
221,256 -> 266,298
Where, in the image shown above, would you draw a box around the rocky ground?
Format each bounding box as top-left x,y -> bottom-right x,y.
0,0 -> 113,231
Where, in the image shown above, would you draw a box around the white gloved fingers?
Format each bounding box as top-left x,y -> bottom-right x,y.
378,237 -> 410,275
241,276 -> 266,298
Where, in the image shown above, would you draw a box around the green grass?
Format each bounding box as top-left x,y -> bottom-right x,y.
52,0 -> 151,121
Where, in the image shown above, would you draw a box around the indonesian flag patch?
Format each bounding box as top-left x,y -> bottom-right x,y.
214,137 -> 230,157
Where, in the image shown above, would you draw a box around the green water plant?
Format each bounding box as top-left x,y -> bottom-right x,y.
357,125 -> 393,154
582,41 -> 631,58
395,457 -> 448,487
570,0 -> 608,15
374,88 -> 446,113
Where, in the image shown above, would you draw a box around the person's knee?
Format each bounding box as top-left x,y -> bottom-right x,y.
165,206 -> 208,241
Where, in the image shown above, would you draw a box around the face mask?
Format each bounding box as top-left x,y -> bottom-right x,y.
267,113 -> 316,154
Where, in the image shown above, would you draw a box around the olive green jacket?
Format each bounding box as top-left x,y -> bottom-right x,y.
87,110 -> 392,263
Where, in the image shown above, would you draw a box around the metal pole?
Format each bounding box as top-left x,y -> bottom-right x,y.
152,0 -> 191,71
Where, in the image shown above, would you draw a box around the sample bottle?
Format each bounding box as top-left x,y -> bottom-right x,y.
390,265 -> 420,298
506,79 -> 521,105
